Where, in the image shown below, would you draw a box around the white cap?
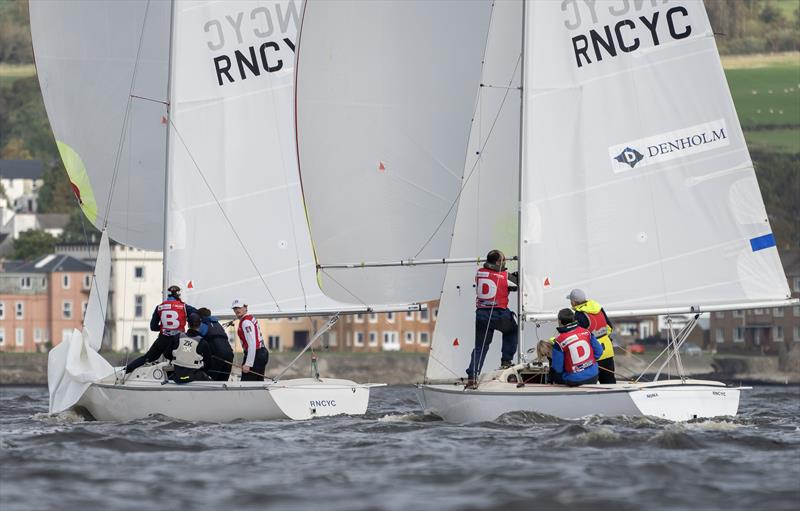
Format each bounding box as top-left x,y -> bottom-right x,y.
566,289 -> 586,303
231,299 -> 246,309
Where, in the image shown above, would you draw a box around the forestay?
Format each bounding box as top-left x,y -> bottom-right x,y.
30,0 -> 170,250
426,1 -> 523,382
520,0 -> 791,319
295,0 -> 493,305
166,0 -> 371,316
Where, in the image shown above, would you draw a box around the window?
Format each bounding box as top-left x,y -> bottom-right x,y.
405,310 -> 415,321
0,302 -> 4,320
19,276 -> 31,289
16,328 -> 25,346
354,332 -> 364,347
346,332 -> 352,346
794,326 -> 800,342
41,277 -> 47,289
61,329 -> 72,344
433,307 -> 439,319
368,313 -> 378,323
794,306 -> 800,317
405,331 -> 415,344
82,301 -> 88,319
382,331 -> 399,351
16,302 -> 23,319
773,326 -> 784,343
733,327 -> 744,343
754,308 -> 765,315
34,328 -> 43,344
774,307 -> 784,317
386,312 -> 395,323
419,308 -> 430,322
715,328 -> 724,343
714,311 -> 725,319
268,335 -> 280,350
134,266 -> 145,280
369,331 -> 378,346
327,332 -> 337,347
132,330 -> 147,352
0,328 -> 5,346
419,332 -> 430,345
62,274 -> 70,289
62,301 -> 73,319
794,277 -> 800,293
354,313 -> 364,323
733,310 -> 744,318
83,274 -> 92,289
134,295 -> 145,318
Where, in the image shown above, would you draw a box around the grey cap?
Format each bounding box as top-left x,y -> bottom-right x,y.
566,288 -> 586,303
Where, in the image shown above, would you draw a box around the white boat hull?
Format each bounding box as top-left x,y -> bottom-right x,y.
417,379 -> 745,423
78,377 -> 378,422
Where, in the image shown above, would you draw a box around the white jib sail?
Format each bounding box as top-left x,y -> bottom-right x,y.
520,0 -> 791,319
166,0 -> 381,316
294,0 -> 494,305
49,231 -> 114,413
425,1 -> 525,382
30,0 -> 170,250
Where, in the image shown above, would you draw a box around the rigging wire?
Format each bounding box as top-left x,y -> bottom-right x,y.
166,119 -> 281,310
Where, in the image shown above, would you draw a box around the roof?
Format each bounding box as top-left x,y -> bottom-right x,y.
7,254 -> 94,274
36,213 -> 69,229
0,160 -> 44,180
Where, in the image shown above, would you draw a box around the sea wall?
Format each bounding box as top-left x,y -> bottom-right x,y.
1,351 -> 798,385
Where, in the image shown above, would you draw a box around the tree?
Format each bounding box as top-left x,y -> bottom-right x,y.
11,229 -> 56,261
59,209 -> 101,244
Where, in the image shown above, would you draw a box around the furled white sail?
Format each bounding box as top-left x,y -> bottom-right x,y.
520,0 -> 791,319
426,1 -> 524,381
166,0 -> 375,316
30,0 -> 170,250
295,0 -> 494,304
49,231 -> 114,413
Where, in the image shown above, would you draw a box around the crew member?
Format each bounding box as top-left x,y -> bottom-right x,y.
170,314 -> 212,384
198,307 -> 234,382
551,308 -> 603,387
124,285 -> 198,373
568,289 -> 616,384
231,299 -> 269,381
465,249 -> 518,389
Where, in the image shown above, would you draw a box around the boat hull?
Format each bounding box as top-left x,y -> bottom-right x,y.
78,378 -> 376,422
417,380 -> 744,423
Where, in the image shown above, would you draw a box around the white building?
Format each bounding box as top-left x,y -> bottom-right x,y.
57,242 -> 163,352
0,160 -> 43,213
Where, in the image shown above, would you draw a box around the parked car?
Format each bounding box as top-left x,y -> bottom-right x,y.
679,342 -> 703,355
628,343 -> 646,354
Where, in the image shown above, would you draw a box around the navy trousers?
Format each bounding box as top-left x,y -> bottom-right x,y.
466,308 -> 518,379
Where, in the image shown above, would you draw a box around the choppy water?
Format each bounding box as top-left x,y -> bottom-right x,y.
1,385 -> 799,511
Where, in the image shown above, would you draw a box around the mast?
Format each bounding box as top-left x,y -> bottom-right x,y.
515,0 -> 527,363
161,0 -> 177,297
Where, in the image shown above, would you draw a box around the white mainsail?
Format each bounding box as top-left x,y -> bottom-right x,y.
426,0 -> 523,382
29,0 -> 170,251
165,0 -> 368,315
520,0 -> 791,319
295,0 -> 494,305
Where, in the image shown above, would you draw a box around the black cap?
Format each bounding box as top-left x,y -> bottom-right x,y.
557,308 -> 575,325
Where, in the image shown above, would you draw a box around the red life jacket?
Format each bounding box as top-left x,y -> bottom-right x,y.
237,314 -> 265,352
556,327 -> 597,374
475,268 -> 510,309
582,308 -> 611,340
157,299 -> 187,334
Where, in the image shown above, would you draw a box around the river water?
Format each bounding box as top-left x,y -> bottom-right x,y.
1,384 -> 798,511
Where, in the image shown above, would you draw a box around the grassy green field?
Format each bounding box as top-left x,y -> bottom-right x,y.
775,0 -> 799,19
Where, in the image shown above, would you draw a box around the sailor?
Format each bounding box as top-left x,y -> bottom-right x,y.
551,308 -> 603,387
465,249 -> 519,389
170,314 -> 212,384
231,299 -> 269,381
568,289 -> 616,384
197,307 -> 234,382
124,285 -> 198,374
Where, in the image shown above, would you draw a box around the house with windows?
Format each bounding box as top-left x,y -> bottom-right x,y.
0,254 -> 94,352
710,250 -> 800,353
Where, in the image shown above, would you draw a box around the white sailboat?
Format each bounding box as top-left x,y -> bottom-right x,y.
294,0 -> 797,422
34,0 -> 474,421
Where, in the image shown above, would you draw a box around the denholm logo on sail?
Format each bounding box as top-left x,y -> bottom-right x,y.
608,119 -> 729,173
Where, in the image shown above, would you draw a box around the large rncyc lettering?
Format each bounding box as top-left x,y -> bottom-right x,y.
476,278 -> 498,300
161,310 -> 180,330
